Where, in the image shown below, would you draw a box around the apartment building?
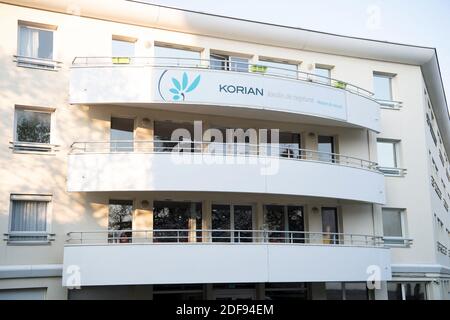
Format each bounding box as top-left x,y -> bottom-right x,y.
0,0 -> 449,300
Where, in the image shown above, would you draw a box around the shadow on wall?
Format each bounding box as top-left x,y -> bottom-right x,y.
0,47 -> 113,249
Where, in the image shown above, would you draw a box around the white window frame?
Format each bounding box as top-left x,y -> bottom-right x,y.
314,64 -> 332,85
373,72 -> 400,108
12,106 -> 57,154
7,194 -> 54,245
15,21 -> 59,70
382,208 -> 408,247
377,139 -> 404,176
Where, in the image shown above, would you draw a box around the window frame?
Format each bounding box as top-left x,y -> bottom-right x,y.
12,106 -> 56,154
314,64 -> 332,85
7,194 -> 54,245
376,139 -> 404,176
382,208 -> 408,246
210,52 -> 250,72
16,21 -> 59,70
373,72 -> 395,105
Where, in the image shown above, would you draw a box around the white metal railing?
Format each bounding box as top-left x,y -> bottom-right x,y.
71,56 -> 374,99
376,99 -> 403,109
4,231 -> 56,244
378,166 -> 407,176
9,141 -> 60,154
66,229 -> 385,247
69,140 -> 379,171
14,55 -> 62,70
382,236 -> 413,247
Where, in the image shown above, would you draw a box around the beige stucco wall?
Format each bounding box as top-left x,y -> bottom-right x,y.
0,2 -> 448,299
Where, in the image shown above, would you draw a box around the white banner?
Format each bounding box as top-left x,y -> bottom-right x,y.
153,68 -> 347,121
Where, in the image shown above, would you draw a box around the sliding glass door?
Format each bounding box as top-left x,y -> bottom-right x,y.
322,207 -> 339,244
264,205 -> 305,243
212,204 -> 253,242
153,201 -> 202,242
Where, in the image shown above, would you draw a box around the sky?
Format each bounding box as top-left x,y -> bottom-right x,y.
143,0 -> 450,108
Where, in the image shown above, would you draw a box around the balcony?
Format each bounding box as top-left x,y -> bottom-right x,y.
67,141 -> 385,204
62,229 -> 391,286
69,57 -> 381,132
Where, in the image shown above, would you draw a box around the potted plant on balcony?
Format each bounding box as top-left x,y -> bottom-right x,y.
333,80 -> 347,89
250,64 -> 268,73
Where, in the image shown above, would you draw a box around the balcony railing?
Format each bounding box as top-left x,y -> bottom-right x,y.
70,140 -> 379,171
71,56 -> 375,99
66,229 -> 384,247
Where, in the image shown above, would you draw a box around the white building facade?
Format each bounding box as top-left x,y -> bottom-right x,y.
0,0 -> 449,300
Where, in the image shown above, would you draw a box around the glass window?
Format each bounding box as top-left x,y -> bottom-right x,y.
155,45 -> 201,67
229,56 -> 249,72
210,54 -> 228,71
322,207 -> 339,244
382,208 -> 405,245
318,136 -> 335,163
15,109 -> 51,144
404,282 -> 426,300
153,201 -> 201,242
212,204 -> 253,242
110,117 -> 134,152
154,121 -> 194,152
325,282 -> 343,300
387,282 -> 403,300
212,204 -> 231,242
377,140 -> 397,168
258,59 -> 298,78
264,205 -> 285,242
108,200 -> 133,243
10,200 -> 48,242
314,66 -> 331,84
344,283 -> 368,300
233,205 -> 253,242
112,39 -> 135,57
210,54 -> 248,72
18,24 -> 53,60
373,73 -> 393,101
287,206 -> 304,243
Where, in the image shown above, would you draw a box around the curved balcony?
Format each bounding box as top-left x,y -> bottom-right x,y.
62,229 -> 391,286
67,141 -> 386,204
69,57 -> 381,132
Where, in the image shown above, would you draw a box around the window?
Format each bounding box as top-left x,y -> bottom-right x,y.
377,139 -> 402,175
108,199 -> 133,243
212,204 -> 253,242
325,283 -> 369,300
154,44 -> 201,67
13,107 -> 54,153
258,58 -> 298,78
210,53 -> 249,72
322,207 -> 339,244
373,73 -> 394,102
17,22 -> 57,69
314,66 -> 331,84
426,113 -> 437,146
264,205 -> 305,243
153,201 -> 202,242
111,37 -> 135,64
7,194 -> 52,243
110,117 -> 134,152
154,120 -> 195,152
382,208 -> 406,245
388,282 -> 427,300
318,135 -> 335,163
